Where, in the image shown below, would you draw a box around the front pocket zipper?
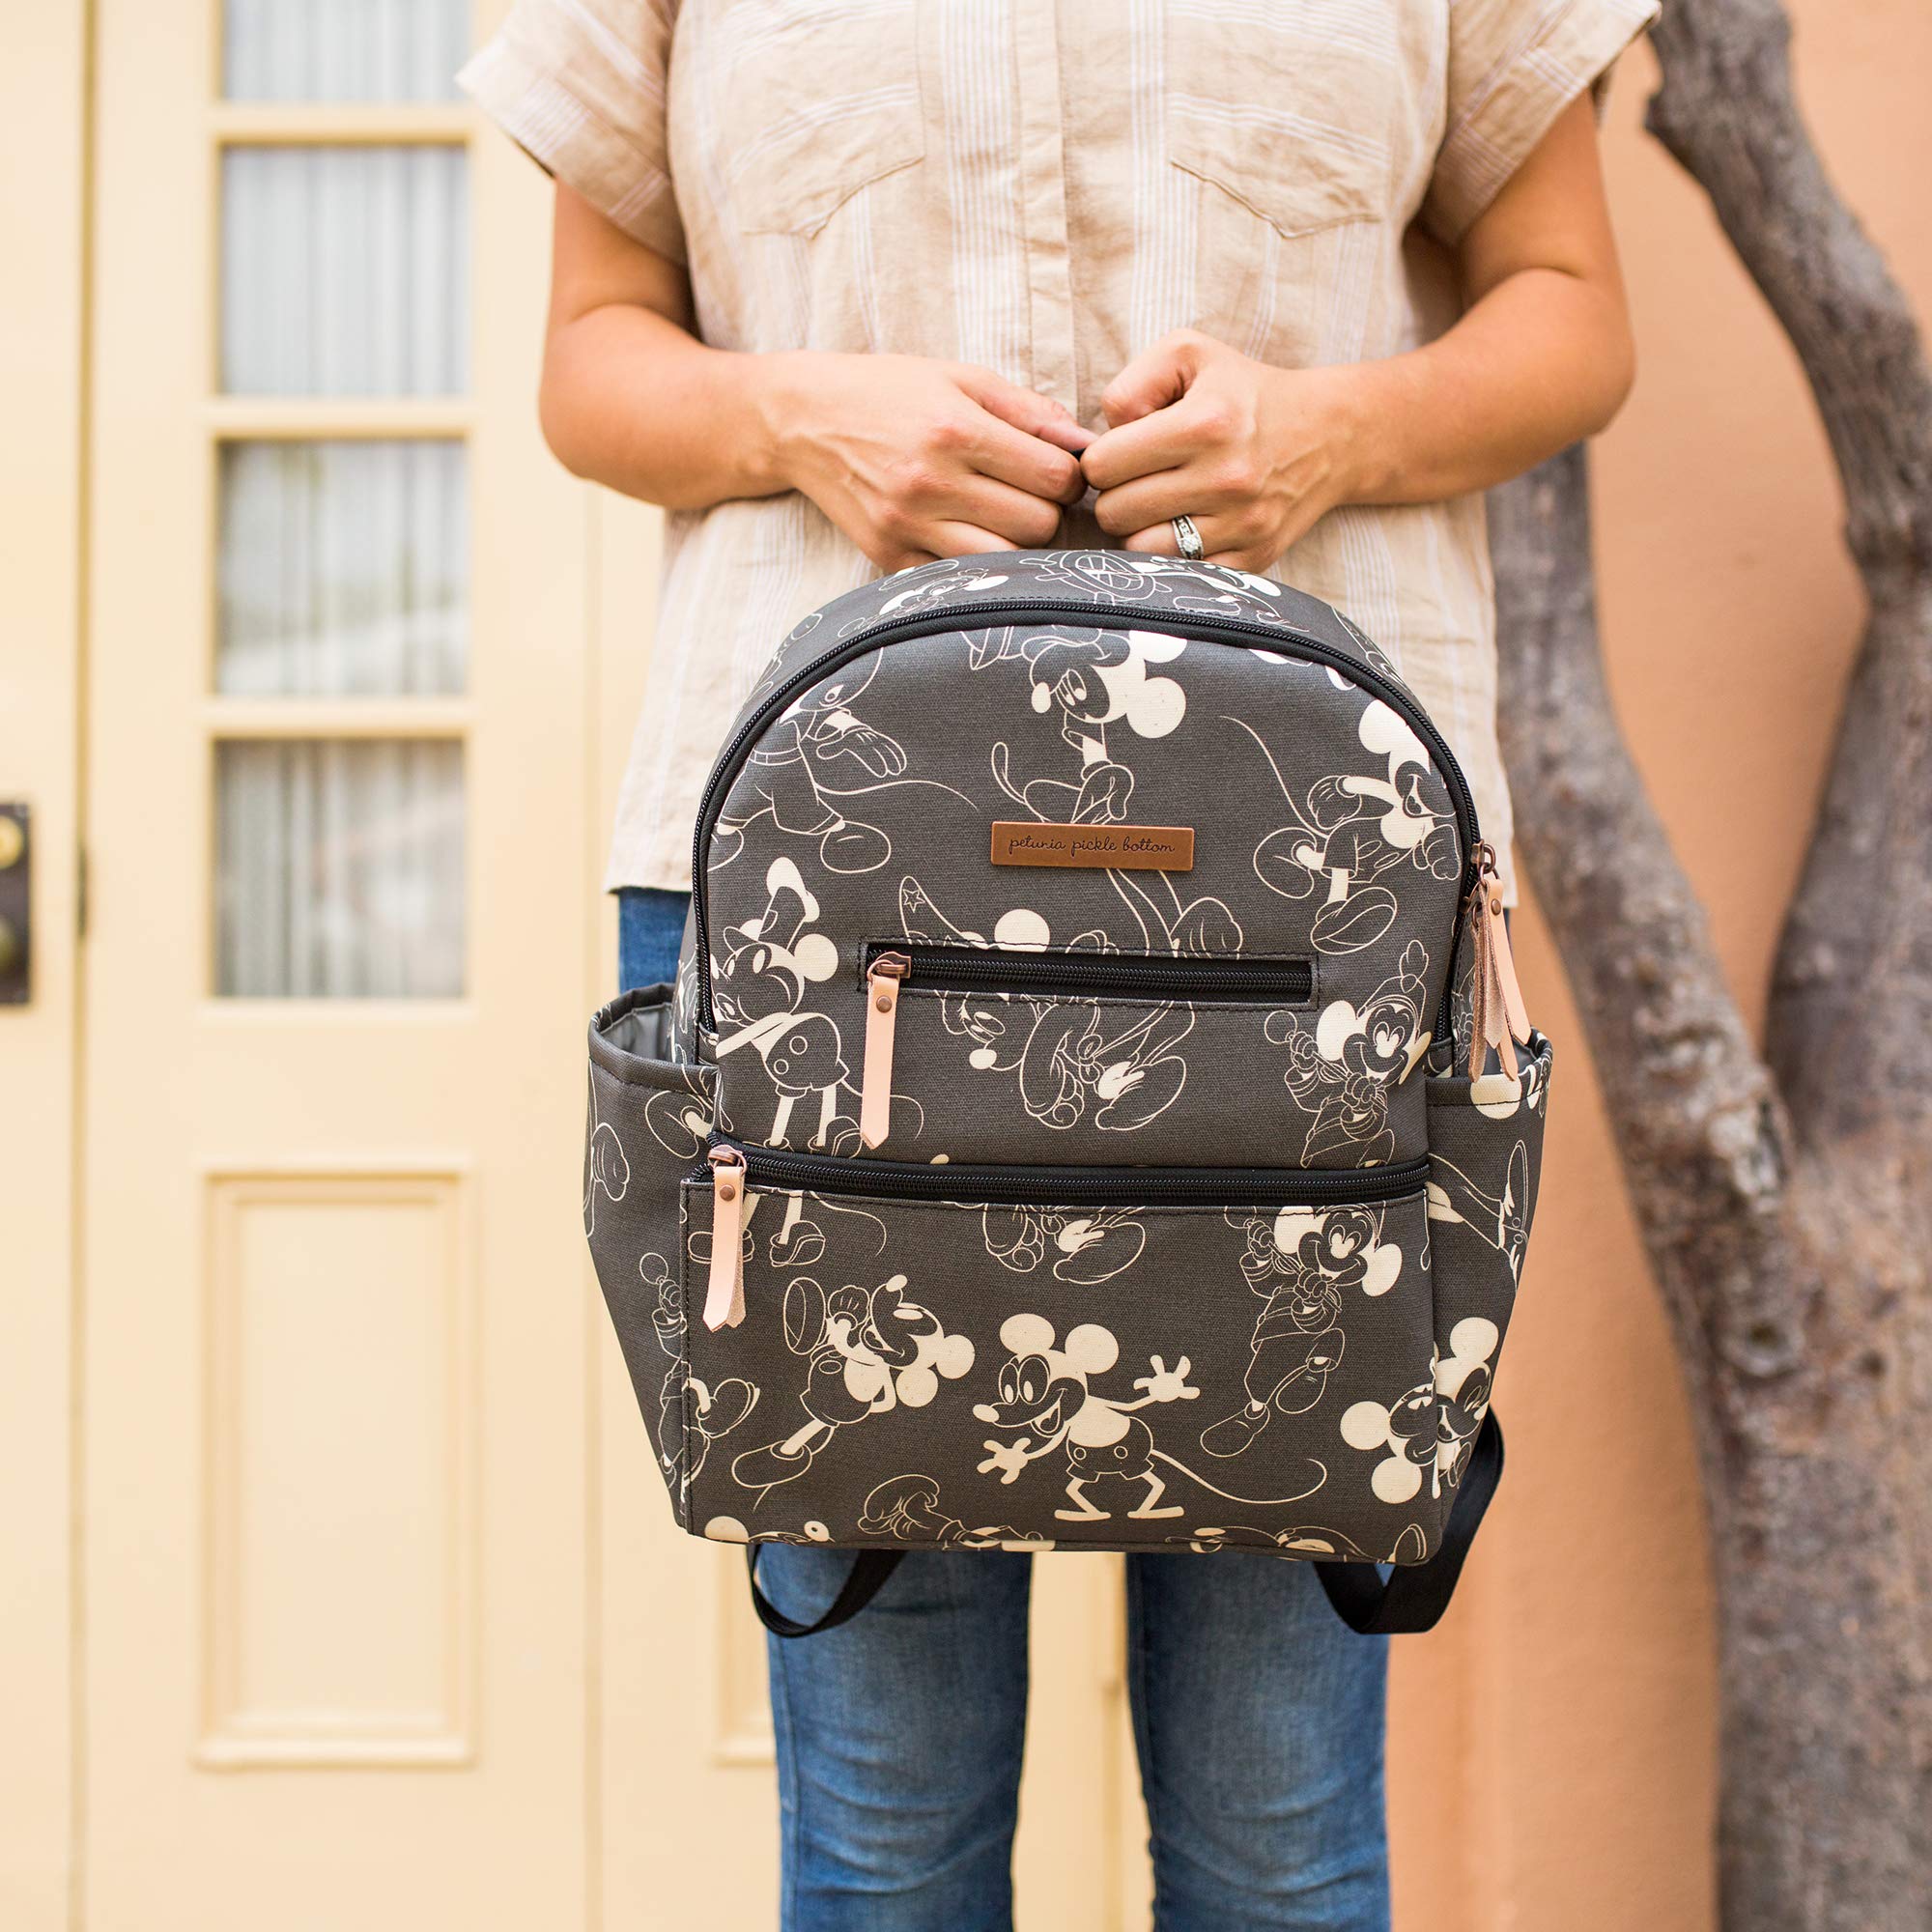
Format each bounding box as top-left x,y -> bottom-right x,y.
856,943 -> 1316,1148
695,1135 -> 1428,1328
861,941 -> 1314,1004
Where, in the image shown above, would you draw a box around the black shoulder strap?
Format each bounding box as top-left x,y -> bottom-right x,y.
1316,1410 -> 1504,1634
746,1546 -> 905,1638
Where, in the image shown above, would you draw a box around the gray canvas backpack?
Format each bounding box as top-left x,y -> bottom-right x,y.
582,551 -> 1550,1636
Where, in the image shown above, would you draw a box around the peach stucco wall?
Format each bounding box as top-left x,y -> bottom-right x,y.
1389,8 -> 1932,1927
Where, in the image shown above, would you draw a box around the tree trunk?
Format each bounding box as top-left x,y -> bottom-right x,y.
1484,3 -> 1932,1921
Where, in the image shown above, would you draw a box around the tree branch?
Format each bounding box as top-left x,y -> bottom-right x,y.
1489,449 -> 1803,1400
1491,444 -> 1932,1932
1490,14 -> 1932,1917
1645,0 -> 1932,574
1644,0 -> 1932,1136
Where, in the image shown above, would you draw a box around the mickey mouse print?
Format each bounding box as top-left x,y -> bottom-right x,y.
581,554 -> 1554,1577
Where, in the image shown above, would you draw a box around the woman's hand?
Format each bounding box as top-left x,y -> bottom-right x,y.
761,352 -> 1093,572
1080,330 -> 1364,571
540,186 -> 1089,563
1078,98 -> 1636,568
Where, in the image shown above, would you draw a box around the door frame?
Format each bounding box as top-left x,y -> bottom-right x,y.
0,7 -> 89,1927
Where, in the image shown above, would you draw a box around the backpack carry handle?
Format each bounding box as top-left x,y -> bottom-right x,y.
1314,1411 -> 1504,1634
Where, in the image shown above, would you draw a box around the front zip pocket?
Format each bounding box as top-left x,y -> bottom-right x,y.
679,1137 -> 1444,1558
694,1134 -> 1427,1326
858,943 -> 1317,1150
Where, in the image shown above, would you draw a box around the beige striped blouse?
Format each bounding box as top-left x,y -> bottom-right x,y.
462,0 -> 1656,901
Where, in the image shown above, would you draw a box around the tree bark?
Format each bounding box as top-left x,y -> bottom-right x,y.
1485,4 -> 1932,1922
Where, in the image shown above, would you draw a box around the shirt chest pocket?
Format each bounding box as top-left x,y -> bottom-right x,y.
1163,5 -> 1395,237
722,0 -> 926,238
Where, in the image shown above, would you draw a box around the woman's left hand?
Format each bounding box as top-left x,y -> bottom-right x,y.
1081,329 -> 1368,571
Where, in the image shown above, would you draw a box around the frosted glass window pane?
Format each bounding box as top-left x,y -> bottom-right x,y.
218,441 -> 467,696
224,0 -> 469,100
216,740 -> 465,998
221,146 -> 468,395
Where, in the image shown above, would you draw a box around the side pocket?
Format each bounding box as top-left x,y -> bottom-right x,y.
1424,1033 -> 1554,1492
585,985 -> 719,1531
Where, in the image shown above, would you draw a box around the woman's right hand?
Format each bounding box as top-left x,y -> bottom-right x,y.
759,352 -> 1093,571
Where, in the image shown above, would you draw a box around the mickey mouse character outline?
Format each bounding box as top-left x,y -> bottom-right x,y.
1340,1318 -> 1501,1504
639,1249 -> 756,1499
974,1315 -> 1327,1523
976,624 -> 1188,831
1265,939 -> 1433,1165
710,656 -> 907,878
895,874 -> 1227,1149
1238,695 -> 1461,956
1200,1202 -> 1403,1459
856,1471 -> 1045,1550
730,1271 -> 974,1498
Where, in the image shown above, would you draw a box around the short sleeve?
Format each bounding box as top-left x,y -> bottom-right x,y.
458,0 -> 685,264
1422,0 -> 1660,247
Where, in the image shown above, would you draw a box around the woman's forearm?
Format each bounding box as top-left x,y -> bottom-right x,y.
1339,92 -> 1634,507
540,301 -> 793,511
1331,264 -> 1634,507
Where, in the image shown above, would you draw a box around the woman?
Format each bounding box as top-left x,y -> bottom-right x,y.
463,3 -> 1651,1925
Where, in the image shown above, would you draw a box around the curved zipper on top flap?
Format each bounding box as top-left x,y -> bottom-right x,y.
691,598 -> 1481,1033
856,942 -> 1317,1149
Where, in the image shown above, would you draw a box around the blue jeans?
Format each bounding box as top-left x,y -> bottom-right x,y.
619,887 -> 1390,1932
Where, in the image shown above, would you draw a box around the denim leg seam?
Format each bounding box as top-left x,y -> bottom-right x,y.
769,1627 -> 803,1932
1124,1558 -> 1166,1924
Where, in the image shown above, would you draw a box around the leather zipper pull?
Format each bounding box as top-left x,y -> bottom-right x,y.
859,952 -> 909,1149
703,1144 -> 748,1331
1465,844 -> 1529,1082
1483,880 -> 1531,1048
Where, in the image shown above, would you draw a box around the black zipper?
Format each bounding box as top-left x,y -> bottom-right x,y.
700,1136 -> 1427,1208
863,940 -> 1314,1006
692,597 -> 1481,1031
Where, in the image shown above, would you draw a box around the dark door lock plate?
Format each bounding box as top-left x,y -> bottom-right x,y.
0,801 -> 30,1005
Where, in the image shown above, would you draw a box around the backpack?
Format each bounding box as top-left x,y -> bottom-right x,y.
583,551 -> 1550,1637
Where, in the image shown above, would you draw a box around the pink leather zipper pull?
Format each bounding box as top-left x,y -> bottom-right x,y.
703,1144 -> 748,1331
1482,871 -> 1531,1047
1465,844 -> 1530,1082
859,952 -> 909,1149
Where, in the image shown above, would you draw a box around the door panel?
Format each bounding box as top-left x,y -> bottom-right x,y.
83,0 -> 590,1920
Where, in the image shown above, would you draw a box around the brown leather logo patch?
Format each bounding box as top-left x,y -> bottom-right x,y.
989,822 -> 1195,871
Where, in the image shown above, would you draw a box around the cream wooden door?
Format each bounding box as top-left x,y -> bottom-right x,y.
80,3 -> 1130,1926
82,0 -> 595,1921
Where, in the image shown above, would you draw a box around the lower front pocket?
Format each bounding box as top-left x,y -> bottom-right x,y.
680,1156 -> 1447,1564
